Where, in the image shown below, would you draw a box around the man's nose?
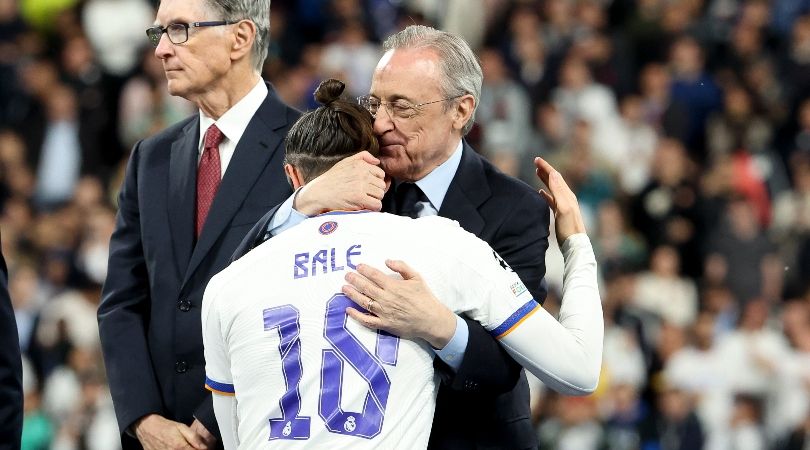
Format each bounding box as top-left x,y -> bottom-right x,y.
154,32 -> 173,59
373,106 -> 395,135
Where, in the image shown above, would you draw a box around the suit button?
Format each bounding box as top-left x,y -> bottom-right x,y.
175,361 -> 188,373
178,300 -> 192,312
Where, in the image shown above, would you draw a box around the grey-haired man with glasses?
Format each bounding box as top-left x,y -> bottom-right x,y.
233,25 -> 550,449
98,1 -> 300,449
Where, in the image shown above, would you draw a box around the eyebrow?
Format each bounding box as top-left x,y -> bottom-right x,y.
153,17 -> 192,27
373,94 -> 418,104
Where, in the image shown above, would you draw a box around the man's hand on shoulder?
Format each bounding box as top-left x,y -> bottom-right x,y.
294,151 -> 387,215
134,414 -> 211,450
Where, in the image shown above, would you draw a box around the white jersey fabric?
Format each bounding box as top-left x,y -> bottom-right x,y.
203,211 -> 602,450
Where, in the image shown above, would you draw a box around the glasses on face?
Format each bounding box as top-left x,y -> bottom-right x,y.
357,94 -> 464,120
146,21 -> 239,47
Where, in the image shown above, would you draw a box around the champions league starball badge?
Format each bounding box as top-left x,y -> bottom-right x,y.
319,221 -> 338,235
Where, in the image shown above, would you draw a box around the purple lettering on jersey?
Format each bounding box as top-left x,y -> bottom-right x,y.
312,249 -> 328,275
330,248 -> 345,272
294,253 -> 309,279
346,245 -> 362,270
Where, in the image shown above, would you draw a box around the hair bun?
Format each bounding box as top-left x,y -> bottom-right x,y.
314,79 -> 346,105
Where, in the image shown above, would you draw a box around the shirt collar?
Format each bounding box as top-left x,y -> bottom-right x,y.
198,79 -> 268,151
412,140 -> 463,210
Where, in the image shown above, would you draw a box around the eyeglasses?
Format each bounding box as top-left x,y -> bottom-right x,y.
146,21 -> 239,47
357,95 -> 464,120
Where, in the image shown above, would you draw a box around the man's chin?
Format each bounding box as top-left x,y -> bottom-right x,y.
165,80 -> 187,98
379,158 -> 409,180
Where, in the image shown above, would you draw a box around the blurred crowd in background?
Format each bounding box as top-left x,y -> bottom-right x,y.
2,0 -> 810,449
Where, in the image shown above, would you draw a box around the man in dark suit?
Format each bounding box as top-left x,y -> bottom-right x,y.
0,237 -> 23,450
233,25 -> 549,449
97,1 -> 299,449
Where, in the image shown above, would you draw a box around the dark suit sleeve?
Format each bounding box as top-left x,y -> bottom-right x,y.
98,143 -> 165,435
434,317 -> 521,394
0,243 -> 23,450
193,395 -> 219,440
439,188 -> 550,393
230,203 -> 284,263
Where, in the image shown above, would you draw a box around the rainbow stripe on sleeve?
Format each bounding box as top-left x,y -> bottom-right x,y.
205,376 -> 235,396
489,300 -> 541,339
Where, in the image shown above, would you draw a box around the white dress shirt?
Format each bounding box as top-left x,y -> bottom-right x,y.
197,79 -> 268,177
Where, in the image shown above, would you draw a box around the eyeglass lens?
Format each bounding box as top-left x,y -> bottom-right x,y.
147,24 -> 188,47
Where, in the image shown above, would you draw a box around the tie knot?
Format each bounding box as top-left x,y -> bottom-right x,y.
204,124 -> 225,149
395,183 -> 428,218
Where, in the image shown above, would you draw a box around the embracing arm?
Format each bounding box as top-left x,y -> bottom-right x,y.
497,233 -> 602,395
446,186 -> 551,391
343,158 -> 602,396
490,159 -> 602,395
231,151 -> 385,262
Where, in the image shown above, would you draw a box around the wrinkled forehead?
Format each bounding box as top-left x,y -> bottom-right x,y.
155,0 -> 211,25
370,48 -> 443,101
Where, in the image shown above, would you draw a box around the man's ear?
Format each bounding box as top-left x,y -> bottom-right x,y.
284,164 -> 305,189
231,19 -> 256,62
452,94 -> 475,132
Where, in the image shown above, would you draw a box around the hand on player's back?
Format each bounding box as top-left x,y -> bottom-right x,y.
534,157 -> 587,245
342,259 -> 458,349
294,151 -> 387,215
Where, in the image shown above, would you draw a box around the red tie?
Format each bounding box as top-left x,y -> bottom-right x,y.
196,124 -> 224,237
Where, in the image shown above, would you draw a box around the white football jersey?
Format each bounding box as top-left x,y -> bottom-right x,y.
202,211 -> 539,449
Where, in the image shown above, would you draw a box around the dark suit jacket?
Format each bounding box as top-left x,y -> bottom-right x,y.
233,142 -> 550,449
98,84 -> 299,449
0,239 -> 23,450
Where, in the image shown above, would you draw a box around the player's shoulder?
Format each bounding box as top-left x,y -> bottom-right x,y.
206,243 -> 270,299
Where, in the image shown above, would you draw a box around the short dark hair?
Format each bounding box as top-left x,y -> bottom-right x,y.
284,79 -> 379,182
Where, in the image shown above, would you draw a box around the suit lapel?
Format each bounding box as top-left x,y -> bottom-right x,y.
168,118 -> 199,274
437,142 -> 489,235
182,86 -> 289,287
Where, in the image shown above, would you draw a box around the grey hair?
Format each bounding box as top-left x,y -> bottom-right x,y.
383,25 -> 482,135
204,0 -> 270,73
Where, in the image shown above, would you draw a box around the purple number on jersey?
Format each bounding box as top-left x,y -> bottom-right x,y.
319,293 -> 398,438
263,305 -> 311,440
262,294 -> 400,441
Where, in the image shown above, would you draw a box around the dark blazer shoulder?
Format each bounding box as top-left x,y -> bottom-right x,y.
138,114 -> 198,150
466,144 -> 539,198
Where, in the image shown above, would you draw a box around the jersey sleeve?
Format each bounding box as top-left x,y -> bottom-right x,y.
202,273 -> 235,396
418,217 -> 540,336
422,218 -> 603,396
495,234 -> 603,395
